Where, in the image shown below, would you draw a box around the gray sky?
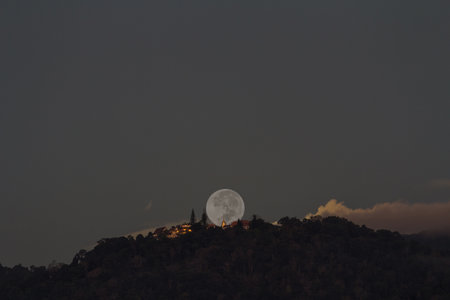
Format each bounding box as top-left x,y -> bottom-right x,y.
1,1 -> 449,266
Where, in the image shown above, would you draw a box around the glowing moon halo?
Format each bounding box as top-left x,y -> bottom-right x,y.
206,189 -> 245,226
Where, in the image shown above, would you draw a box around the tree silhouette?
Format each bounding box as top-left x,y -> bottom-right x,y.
201,208 -> 208,226
190,209 -> 196,225
236,219 -> 243,229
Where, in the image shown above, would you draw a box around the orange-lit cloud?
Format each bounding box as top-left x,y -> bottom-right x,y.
427,178 -> 450,189
306,199 -> 450,234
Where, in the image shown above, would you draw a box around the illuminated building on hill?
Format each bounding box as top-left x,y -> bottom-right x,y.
167,224 -> 192,238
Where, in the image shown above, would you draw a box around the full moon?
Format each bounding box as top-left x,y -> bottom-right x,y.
206,189 -> 245,226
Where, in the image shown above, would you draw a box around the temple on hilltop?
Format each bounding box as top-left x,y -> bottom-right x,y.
221,219 -> 227,228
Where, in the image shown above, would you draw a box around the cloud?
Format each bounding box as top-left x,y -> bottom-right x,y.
126,220 -> 188,238
427,178 -> 450,189
82,219 -> 188,252
306,199 -> 450,234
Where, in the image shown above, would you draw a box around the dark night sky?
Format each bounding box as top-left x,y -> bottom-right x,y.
1,1 -> 450,266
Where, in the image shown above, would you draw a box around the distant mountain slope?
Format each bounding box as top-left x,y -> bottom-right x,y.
1,217 -> 450,299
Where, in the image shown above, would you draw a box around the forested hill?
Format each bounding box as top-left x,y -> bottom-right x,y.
1,217 -> 450,299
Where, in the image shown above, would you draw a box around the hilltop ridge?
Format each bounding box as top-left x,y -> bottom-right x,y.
1,216 -> 450,299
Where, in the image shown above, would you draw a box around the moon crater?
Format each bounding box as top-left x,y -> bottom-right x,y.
206,189 -> 245,226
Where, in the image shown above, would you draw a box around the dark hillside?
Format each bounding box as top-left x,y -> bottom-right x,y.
1,217 -> 450,299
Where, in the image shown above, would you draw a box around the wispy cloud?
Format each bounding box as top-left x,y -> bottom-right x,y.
427,178 -> 450,189
126,220 -> 188,238
306,199 -> 450,234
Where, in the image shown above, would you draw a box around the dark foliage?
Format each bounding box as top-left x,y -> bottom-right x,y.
1,217 -> 450,299
200,209 -> 208,226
